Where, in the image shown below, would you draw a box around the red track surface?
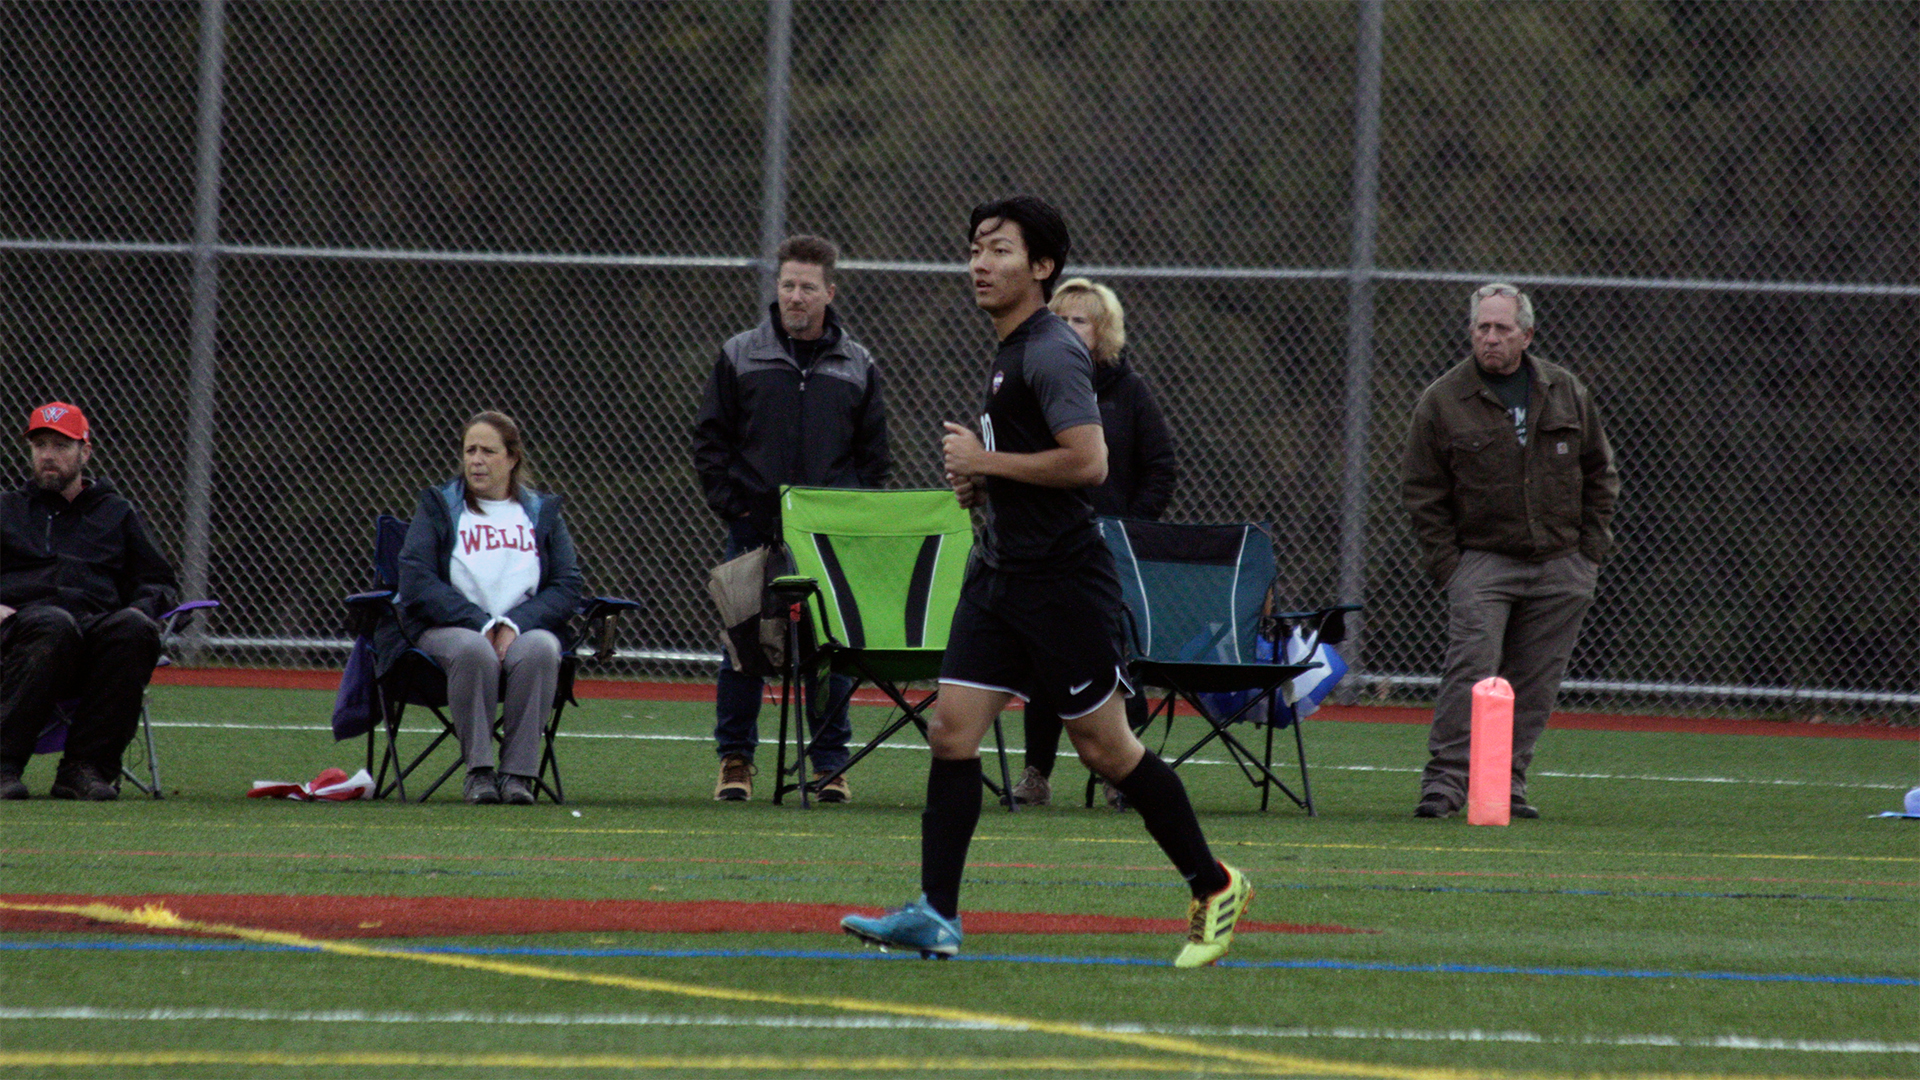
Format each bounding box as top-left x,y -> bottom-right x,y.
152,669 -> 1917,740
0,893 -> 1369,939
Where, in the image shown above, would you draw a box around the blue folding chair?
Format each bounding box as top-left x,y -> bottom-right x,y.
337,514 -> 639,803
1099,517 -> 1357,813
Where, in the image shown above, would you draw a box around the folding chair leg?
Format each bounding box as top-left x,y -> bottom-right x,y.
1165,688 -> 1311,812
1260,720 -> 1275,813
780,671 -> 890,807
1291,712 -> 1315,816
120,701 -> 163,800
536,700 -> 565,804
792,689 -> 921,806
374,697 -> 412,801
771,608 -> 815,807
413,748 -> 462,803
772,664 -> 809,808
988,716 -> 1015,812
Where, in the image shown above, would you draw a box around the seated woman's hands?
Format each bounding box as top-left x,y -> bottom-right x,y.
487,622 -> 518,661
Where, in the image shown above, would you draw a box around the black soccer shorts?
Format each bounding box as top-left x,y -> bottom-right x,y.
939,554 -> 1130,719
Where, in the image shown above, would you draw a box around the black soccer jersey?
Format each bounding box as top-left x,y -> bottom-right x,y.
975,307 -> 1104,573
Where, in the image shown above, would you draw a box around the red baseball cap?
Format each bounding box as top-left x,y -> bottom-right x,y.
25,402 -> 90,442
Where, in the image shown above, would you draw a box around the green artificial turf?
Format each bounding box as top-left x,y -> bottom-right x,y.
1,684 -> 1914,1079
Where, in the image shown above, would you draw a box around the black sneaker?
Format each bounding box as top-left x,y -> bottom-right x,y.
498,773 -> 536,805
1413,793 -> 1455,818
0,767 -> 28,801
50,763 -> 118,801
1510,796 -> 1541,819
464,767 -> 501,804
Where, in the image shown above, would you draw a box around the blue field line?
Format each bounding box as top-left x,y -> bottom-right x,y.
4,938 -> 1913,986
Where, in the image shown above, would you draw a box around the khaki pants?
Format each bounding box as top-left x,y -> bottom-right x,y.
1421,550 -> 1597,807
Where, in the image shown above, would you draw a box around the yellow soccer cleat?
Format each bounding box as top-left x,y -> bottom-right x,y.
1174,862 -> 1251,968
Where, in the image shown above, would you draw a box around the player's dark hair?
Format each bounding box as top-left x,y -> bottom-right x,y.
775,234 -> 839,284
969,195 -> 1070,301
461,410 -> 535,511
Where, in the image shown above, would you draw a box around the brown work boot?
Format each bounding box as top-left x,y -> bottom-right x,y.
812,771 -> 851,803
1010,766 -> 1050,806
713,755 -> 755,801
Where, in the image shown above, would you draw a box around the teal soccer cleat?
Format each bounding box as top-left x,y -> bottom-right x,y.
840,896 -> 963,958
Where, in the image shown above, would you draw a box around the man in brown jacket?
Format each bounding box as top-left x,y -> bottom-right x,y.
1401,283 -> 1619,819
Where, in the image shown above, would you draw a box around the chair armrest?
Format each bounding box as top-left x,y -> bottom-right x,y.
765,575 -> 828,646
581,596 -> 643,621
345,589 -> 396,612
766,574 -> 818,600
1264,602 -> 1364,648
344,589 -> 397,637
581,596 -> 643,662
158,598 -> 221,634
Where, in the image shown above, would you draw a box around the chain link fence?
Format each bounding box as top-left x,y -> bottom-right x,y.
4,1 -> 1915,720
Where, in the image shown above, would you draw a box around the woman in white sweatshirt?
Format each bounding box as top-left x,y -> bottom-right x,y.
386,411 -> 583,804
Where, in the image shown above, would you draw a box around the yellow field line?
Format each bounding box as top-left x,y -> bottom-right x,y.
0,899 -> 1849,1080
0,1050 -> 1287,1073
0,899 -> 1452,1079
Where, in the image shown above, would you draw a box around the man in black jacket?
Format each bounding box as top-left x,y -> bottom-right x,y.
1,403 -> 179,800
692,235 -> 889,803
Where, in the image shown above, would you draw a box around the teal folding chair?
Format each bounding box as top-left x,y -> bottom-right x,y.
1100,517 -> 1356,813
769,485 -> 1015,809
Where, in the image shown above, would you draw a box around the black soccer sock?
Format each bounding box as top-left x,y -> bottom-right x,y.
920,756 -> 984,919
1112,750 -> 1229,899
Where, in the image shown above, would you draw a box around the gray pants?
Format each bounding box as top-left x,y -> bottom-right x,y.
1422,550 -> 1597,806
417,626 -> 562,777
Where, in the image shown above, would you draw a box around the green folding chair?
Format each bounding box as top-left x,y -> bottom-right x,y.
769,485 -> 1016,809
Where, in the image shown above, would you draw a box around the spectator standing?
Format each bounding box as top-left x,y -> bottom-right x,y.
1400,283 -> 1619,819
692,235 -> 890,803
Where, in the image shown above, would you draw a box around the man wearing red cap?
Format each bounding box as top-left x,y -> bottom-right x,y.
1,403 -> 179,800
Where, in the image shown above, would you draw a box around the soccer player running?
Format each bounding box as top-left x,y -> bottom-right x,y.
840,196 -> 1250,967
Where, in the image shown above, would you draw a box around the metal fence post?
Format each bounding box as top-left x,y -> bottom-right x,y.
756,0 -> 795,306
179,0 -> 229,659
1336,0 -> 1386,685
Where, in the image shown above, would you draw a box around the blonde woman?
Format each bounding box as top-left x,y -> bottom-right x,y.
1011,278 -> 1177,807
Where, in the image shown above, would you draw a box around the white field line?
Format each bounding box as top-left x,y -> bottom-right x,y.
2,1006 -> 1913,1056
151,721 -> 1909,790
